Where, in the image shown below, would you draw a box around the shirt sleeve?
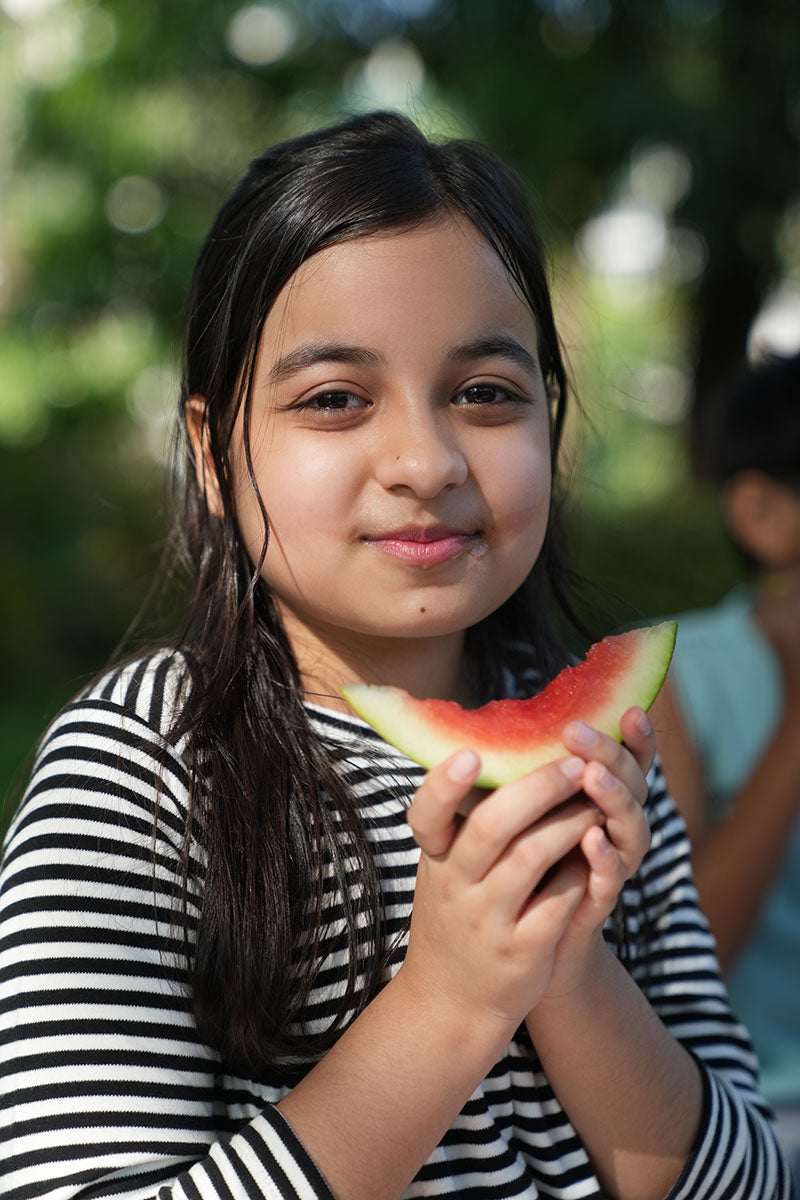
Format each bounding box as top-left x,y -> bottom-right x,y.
0,669 -> 335,1200
626,759 -> 793,1200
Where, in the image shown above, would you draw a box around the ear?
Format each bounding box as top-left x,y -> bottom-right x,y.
185,396 -> 223,518
721,470 -> 800,568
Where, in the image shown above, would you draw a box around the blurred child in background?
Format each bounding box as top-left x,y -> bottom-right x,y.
656,349 -> 800,1186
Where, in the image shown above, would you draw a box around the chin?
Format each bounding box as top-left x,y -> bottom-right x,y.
386,601 -> 505,641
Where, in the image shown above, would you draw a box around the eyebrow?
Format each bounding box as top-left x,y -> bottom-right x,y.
448,334 -> 541,378
265,332 -> 541,384
267,342 -> 385,383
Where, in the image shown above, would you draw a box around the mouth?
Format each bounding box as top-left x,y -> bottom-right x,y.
362,525 -> 487,566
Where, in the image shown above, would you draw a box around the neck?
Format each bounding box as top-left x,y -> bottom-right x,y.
278,607 -> 470,714
755,565 -> 800,598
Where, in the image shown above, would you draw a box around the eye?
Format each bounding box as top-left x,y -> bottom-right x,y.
453,383 -> 528,407
284,389 -> 371,423
300,390 -> 368,412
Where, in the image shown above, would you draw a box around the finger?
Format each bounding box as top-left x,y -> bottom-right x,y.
619,705 -> 657,777
562,720 -> 650,806
516,846 -> 588,939
579,823 -> 628,911
579,762 -> 650,876
454,756 -> 588,880
407,749 -> 481,858
485,799 -> 602,921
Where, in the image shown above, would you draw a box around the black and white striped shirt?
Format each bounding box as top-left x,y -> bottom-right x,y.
0,651 -> 792,1198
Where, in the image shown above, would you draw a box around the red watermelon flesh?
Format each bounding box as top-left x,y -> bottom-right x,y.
340,620 -> 676,788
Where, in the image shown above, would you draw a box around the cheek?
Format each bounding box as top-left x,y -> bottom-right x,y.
491,441 -> 552,538
270,444 -> 359,521
238,437 -> 360,560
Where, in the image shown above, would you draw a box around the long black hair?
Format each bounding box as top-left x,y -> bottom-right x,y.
170,110 -> 584,1075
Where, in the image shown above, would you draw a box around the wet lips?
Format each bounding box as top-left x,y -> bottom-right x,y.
363,527 -> 487,566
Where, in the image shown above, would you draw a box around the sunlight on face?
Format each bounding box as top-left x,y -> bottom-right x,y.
231,216 -> 553,689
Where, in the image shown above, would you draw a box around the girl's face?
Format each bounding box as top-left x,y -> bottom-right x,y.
231,216 -> 553,682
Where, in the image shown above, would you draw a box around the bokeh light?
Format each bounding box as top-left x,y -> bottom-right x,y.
105,177 -> 168,235
225,4 -> 299,65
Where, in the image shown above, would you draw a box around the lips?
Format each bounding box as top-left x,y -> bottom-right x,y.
362,525 -> 485,566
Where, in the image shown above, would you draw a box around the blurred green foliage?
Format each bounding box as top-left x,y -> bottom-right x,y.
1,0 -> 798,814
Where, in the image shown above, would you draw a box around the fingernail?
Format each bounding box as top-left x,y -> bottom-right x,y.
560,756 -> 585,782
568,720 -> 597,748
595,828 -> 614,854
594,764 -> 615,789
634,708 -> 653,736
448,749 -> 480,782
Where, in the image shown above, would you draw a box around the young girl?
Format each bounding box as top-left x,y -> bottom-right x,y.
0,111 -> 790,1200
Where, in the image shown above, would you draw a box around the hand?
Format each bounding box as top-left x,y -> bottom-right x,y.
532,705 -> 656,1006
401,749 -> 603,1039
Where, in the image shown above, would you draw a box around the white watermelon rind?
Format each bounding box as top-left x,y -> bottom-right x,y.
341,620 -> 676,788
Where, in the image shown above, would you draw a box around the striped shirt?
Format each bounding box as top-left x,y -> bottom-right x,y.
0,651 -> 792,1199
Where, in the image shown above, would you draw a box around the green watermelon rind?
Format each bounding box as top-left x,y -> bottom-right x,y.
341,620 -> 677,788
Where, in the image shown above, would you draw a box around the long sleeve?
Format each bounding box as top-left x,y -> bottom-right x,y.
0,655 -> 334,1200
627,762 -> 792,1200
1,654 -> 792,1199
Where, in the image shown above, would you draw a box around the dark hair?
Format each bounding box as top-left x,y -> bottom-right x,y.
712,350 -> 800,487
171,110 -> 583,1074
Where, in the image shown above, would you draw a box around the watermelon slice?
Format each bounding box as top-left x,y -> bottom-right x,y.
340,620 -> 676,788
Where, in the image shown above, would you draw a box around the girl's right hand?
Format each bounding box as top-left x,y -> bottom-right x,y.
400,750 -> 600,1038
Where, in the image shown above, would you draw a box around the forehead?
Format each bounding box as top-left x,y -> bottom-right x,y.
259,216 -> 537,353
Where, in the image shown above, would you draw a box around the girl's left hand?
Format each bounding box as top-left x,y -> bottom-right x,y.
532,705 -> 656,1006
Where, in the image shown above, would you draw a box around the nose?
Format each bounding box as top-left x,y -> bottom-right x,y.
374,405 -> 469,498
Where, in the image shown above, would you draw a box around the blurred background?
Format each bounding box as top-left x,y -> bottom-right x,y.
1,0 -> 799,816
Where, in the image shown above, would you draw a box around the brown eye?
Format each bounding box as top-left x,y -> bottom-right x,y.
308,391 -> 362,410
290,390 -> 370,416
454,384 -> 527,406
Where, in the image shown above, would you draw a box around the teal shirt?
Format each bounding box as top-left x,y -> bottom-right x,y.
670,587 -> 800,1103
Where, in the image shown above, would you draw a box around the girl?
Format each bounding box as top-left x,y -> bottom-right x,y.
0,111 -> 790,1200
